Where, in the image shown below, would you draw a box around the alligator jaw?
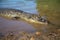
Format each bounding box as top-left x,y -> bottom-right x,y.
0,8 -> 48,25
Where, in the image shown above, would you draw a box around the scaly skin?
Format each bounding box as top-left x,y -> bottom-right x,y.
0,8 -> 48,24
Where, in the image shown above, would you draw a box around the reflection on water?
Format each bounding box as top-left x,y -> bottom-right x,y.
0,0 -> 37,33
0,0 -> 37,13
0,17 -> 36,33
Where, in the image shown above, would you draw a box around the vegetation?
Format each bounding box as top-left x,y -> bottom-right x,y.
36,0 -> 60,27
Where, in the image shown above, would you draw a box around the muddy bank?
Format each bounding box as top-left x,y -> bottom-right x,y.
0,31 -> 60,40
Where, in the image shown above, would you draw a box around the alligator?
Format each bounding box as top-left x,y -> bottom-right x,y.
0,8 -> 48,24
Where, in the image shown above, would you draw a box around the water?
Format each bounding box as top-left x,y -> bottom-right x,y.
0,0 -> 37,13
0,0 -> 37,33
0,17 -> 36,33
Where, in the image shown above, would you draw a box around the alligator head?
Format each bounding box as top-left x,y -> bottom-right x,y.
0,8 -> 48,25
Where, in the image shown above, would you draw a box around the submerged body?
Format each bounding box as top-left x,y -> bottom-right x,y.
0,8 -> 48,24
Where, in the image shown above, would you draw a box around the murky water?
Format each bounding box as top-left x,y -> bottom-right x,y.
0,0 -> 37,33
0,17 -> 36,33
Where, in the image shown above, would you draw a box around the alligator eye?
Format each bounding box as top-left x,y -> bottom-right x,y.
12,16 -> 20,20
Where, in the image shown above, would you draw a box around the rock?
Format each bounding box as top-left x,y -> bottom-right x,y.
30,36 -> 35,40
35,32 -> 41,36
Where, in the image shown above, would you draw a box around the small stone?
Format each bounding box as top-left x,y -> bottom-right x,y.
30,36 -> 35,40
35,32 -> 41,36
